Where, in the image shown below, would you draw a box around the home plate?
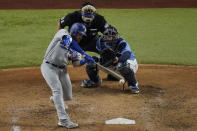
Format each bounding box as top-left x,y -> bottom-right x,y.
105,118 -> 136,124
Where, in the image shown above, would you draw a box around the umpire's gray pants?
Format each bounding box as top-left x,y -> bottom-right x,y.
41,62 -> 72,120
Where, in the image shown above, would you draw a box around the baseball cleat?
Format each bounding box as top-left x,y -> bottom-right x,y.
58,119 -> 78,129
50,96 -> 68,110
81,79 -> 101,88
129,82 -> 139,94
130,86 -> 139,94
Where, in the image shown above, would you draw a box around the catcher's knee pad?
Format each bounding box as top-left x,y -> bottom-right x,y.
117,64 -> 137,86
86,63 -> 100,83
126,59 -> 138,73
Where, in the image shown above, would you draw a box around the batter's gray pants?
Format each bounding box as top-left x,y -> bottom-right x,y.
41,62 -> 72,120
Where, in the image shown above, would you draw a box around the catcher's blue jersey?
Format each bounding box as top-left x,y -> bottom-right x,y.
96,37 -> 136,61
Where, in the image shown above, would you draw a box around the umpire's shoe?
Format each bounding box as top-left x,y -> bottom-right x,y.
81,79 -> 101,88
58,119 -> 78,129
129,82 -> 139,94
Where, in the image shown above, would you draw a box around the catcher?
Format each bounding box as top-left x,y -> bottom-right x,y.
81,25 -> 139,94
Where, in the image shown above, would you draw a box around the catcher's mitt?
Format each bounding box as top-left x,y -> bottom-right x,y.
100,48 -> 116,67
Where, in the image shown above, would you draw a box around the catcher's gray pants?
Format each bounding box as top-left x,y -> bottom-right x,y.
41,62 -> 72,120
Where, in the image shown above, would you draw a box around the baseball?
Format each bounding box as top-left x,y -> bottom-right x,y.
119,79 -> 125,84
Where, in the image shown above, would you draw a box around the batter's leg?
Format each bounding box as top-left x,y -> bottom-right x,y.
59,68 -> 72,101
41,63 -> 69,120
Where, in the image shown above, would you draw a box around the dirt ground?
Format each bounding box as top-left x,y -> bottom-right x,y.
1,0 -> 196,130
0,65 -> 197,131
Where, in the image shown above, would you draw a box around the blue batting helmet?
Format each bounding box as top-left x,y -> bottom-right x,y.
70,23 -> 87,36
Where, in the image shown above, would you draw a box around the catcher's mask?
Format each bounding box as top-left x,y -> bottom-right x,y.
103,26 -> 119,48
81,2 -> 96,23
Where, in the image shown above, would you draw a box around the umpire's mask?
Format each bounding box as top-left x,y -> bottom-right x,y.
81,3 -> 96,23
103,26 -> 119,49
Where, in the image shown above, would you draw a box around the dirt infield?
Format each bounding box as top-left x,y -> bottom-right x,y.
0,65 -> 197,131
0,0 -> 197,9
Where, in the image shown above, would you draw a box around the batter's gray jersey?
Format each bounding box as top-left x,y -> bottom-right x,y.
43,29 -> 81,66
41,29 -> 82,121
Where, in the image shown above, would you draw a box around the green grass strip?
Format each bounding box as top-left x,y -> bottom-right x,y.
0,9 -> 197,69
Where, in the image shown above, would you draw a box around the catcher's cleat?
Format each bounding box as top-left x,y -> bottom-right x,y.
81,79 -> 101,88
50,96 -> 68,110
58,119 -> 78,129
129,82 -> 139,94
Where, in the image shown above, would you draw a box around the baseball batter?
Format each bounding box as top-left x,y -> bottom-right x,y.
41,23 -> 94,129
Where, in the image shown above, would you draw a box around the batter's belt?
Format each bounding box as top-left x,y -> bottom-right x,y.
46,61 -> 65,69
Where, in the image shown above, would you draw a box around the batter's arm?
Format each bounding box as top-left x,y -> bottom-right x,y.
71,53 -> 95,67
72,59 -> 90,67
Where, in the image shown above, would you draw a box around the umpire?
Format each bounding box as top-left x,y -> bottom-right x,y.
58,1 -> 109,52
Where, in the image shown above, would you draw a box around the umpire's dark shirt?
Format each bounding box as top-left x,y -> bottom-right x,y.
59,10 -> 108,51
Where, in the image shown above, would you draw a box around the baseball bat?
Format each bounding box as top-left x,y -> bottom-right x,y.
96,63 -> 125,84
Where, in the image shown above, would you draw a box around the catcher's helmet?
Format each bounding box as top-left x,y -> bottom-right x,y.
70,22 -> 87,37
81,2 -> 96,23
103,25 -> 119,48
